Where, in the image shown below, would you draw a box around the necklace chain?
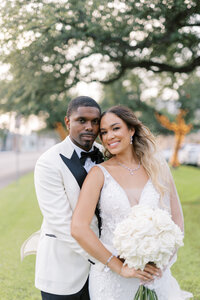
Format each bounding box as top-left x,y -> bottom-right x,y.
117,161 -> 140,175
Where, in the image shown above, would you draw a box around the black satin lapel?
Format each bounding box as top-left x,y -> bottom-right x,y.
60,151 -> 87,188
60,150 -> 102,237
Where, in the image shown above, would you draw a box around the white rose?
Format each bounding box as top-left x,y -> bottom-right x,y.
130,218 -> 154,239
130,205 -> 154,219
153,209 -> 174,232
155,253 -> 171,269
173,224 -> 184,247
159,231 -> 176,252
118,239 -> 137,255
114,219 -> 135,238
113,205 -> 184,272
126,256 -> 145,270
136,237 -> 159,257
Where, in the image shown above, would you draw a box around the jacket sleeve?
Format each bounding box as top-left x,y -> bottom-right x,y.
34,155 -> 97,262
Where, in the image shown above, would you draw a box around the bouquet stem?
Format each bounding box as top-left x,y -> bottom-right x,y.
134,285 -> 158,300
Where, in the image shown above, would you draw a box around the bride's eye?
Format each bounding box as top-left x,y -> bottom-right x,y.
113,127 -> 120,131
100,131 -> 106,136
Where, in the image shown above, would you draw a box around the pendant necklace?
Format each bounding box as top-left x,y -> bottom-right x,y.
117,161 -> 140,175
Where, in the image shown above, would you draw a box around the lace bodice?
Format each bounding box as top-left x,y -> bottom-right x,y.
97,165 -> 160,251
89,165 -> 193,300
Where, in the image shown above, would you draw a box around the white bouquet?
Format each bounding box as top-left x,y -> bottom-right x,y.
113,205 -> 184,299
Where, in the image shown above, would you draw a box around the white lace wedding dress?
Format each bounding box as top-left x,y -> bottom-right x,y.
89,165 -> 193,300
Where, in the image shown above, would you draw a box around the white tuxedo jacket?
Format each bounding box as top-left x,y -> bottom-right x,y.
23,136 -> 102,295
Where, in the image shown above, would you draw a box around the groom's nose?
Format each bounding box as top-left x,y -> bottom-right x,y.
85,121 -> 93,131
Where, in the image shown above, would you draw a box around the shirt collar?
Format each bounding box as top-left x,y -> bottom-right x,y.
68,136 -> 94,158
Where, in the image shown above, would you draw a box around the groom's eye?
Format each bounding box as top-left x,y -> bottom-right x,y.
92,119 -> 99,125
79,118 -> 85,124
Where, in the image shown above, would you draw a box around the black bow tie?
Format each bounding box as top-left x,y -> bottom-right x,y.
80,146 -> 104,165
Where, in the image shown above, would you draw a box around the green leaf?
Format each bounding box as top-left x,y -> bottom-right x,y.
144,286 -> 148,300
134,285 -> 140,300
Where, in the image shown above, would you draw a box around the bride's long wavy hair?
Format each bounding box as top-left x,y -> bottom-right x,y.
100,105 -> 168,198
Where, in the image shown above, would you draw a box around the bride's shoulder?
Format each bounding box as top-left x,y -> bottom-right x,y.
89,159 -> 115,178
89,164 -> 104,177
85,166 -> 105,188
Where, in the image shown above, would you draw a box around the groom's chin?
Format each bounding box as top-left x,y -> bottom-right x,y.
82,140 -> 94,151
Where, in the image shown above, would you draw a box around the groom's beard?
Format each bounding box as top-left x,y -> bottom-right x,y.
79,133 -> 97,151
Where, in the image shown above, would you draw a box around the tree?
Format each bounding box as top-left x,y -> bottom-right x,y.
152,73 -> 200,128
156,110 -> 192,167
177,77 -> 200,129
100,72 -> 165,134
0,0 -> 200,118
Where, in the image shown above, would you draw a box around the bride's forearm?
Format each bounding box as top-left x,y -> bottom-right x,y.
71,222 -> 156,280
71,224 -> 122,274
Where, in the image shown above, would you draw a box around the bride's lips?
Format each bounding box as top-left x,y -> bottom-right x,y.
108,141 -> 120,149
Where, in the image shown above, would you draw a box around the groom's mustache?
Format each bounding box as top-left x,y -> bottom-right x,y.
80,133 -> 96,137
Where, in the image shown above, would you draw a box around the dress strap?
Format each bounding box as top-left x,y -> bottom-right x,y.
94,164 -> 109,176
94,164 -> 111,186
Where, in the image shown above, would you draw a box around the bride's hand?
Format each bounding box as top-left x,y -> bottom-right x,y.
119,264 -> 161,281
144,263 -> 162,278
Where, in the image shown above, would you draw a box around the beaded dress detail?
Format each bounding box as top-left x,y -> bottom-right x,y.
89,165 -> 193,300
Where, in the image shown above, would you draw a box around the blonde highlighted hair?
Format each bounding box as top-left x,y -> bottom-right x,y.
100,105 -> 169,199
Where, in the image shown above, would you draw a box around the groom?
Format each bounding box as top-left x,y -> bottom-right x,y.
33,96 -> 103,299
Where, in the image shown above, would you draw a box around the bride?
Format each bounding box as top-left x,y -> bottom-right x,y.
71,105 -> 193,300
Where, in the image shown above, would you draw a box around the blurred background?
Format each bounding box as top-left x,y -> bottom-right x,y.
0,0 -> 200,299
0,0 -> 200,181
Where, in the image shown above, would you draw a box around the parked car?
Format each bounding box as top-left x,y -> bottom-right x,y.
162,148 -> 173,162
178,144 -> 194,164
162,143 -> 200,166
162,145 -> 185,163
182,144 -> 200,166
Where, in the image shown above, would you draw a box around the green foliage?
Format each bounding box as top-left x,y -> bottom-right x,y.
134,285 -> 158,299
177,76 -> 200,129
100,73 -> 165,134
100,70 -> 200,134
0,166 -> 199,299
0,0 -> 200,123
150,72 -> 200,131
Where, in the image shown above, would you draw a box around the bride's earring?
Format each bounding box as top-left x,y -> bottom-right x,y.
130,135 -> 133,144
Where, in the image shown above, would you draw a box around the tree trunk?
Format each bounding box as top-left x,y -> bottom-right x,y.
170,133 -> 184,167
55,122 -> 68,140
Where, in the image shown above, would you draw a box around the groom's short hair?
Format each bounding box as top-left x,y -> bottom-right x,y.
67,96 -> 101,118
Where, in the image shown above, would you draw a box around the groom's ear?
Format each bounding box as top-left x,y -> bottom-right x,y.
64,116 -> 70,130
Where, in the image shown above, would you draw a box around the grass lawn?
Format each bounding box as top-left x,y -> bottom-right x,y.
0,166 -> 199,299
0,173 -> 42,300
171,166 -> 200,299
